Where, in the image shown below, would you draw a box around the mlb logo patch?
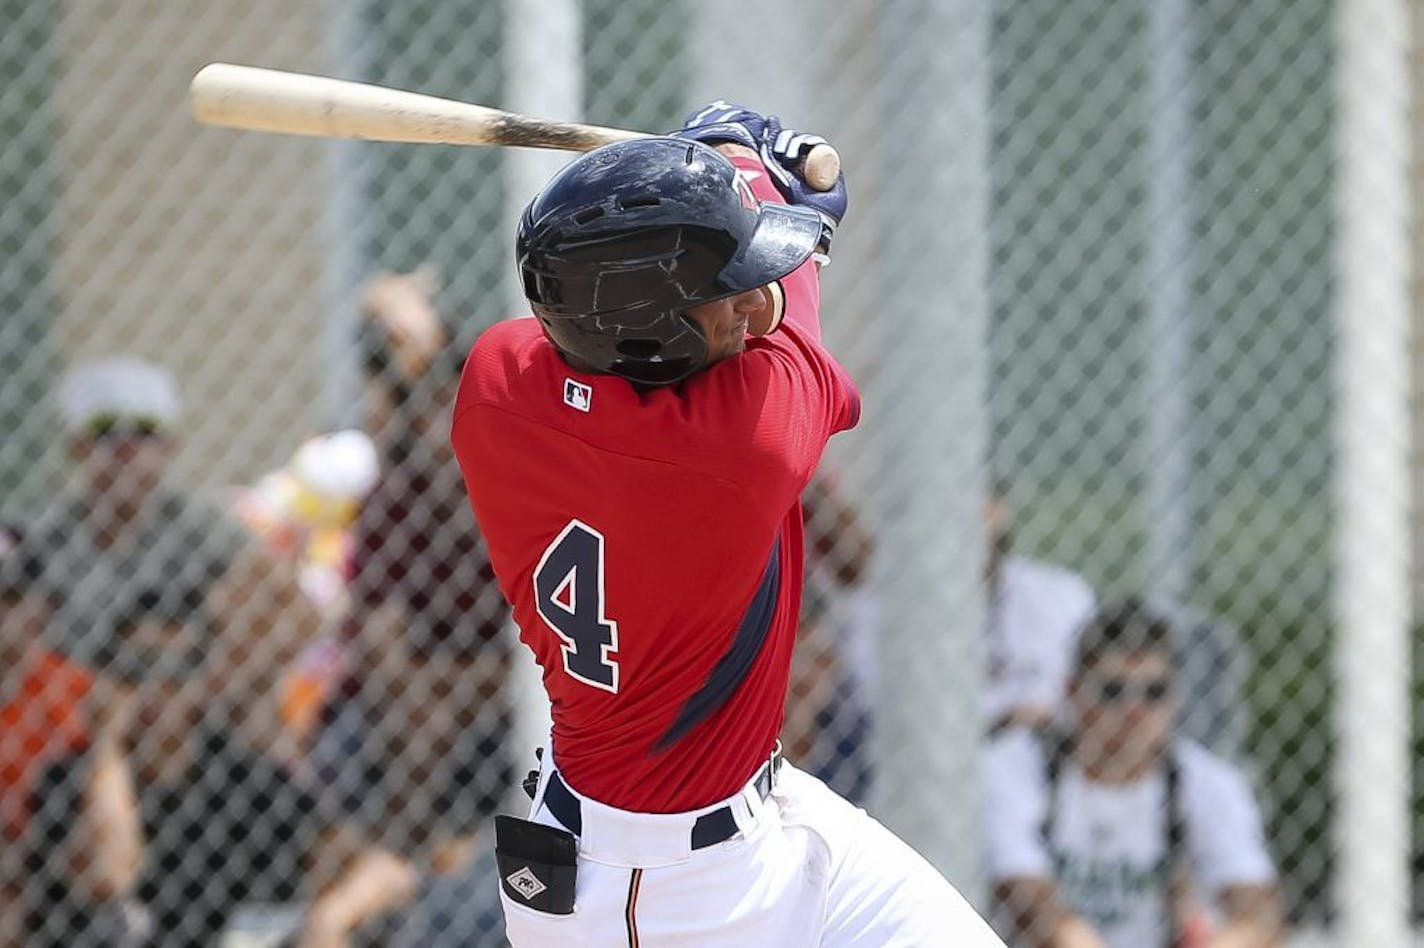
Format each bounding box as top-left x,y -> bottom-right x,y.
564,378 -> 592,412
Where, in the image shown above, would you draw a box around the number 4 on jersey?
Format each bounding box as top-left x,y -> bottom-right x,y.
534,519 -> 621,693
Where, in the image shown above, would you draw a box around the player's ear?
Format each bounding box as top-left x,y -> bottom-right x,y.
745,282 -> 786,336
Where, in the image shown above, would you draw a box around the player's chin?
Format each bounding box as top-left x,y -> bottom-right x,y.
708,328 -> 748,363
728,320 -> 750,352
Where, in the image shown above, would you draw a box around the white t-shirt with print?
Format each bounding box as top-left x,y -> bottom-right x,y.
982,729 -> 1276,948
982,556 -> 1096,726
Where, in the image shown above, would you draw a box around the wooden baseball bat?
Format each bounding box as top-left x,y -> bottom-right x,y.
190,63 -> 841,191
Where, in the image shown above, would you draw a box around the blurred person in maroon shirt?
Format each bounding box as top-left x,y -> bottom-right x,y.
300,271 -> 513,947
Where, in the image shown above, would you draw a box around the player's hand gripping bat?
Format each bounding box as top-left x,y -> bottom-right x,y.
189,63 -> 841,192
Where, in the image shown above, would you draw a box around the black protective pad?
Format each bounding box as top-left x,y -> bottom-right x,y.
495,814 -> 578,916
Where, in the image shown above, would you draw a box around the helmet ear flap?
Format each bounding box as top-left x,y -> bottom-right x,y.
604,311 -> 710,386
615,339 -> 663,360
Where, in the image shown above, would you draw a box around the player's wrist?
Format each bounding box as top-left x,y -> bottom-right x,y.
712,142 -> 761,164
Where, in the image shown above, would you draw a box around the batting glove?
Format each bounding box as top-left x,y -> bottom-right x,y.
675,102 -> 847,257
760,116 -> 847,256
674,100 -> 771,152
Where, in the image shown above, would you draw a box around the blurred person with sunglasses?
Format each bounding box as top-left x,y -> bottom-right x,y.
982,602 -> 1282,948
982,487 -> 1247,757
10,357 -> 322,756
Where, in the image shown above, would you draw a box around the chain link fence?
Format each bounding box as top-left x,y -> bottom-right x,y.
0,1 -> 1416,946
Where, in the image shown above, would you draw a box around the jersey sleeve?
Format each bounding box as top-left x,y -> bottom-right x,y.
1181,746 -> 1277,894
677,157 -> 859,498
982,729 -> 1055,880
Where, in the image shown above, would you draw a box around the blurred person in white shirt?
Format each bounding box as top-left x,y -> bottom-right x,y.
982,602 -> 1282,948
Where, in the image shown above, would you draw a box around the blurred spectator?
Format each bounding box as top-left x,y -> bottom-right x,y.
309,622 -> 510,946
983,486 -> 1098,736
230,429 -> 381,618
229,429 -> 380,751
23,588 -> 340,947
0,527 -> 90,843
0,526 -> 91,948
783,588 -> 874,805
793,471 -> 879,804
359,264 -> 448,442
802,473 -> 878,699
984,486 -> 1246,757
11,356 -> 322,757
302,270 -> 512,946
983,602 -> 1282,948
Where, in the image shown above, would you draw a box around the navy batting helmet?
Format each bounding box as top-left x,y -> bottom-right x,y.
517,137 -> 823,385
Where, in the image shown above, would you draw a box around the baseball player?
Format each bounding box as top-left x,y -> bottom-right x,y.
451,104 -> 1004,946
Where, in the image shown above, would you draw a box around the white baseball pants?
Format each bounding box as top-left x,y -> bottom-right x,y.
499,749 -> 1005,947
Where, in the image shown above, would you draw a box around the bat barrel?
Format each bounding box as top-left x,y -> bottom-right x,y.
191,63 -> 508,145
190,63 -> 839,190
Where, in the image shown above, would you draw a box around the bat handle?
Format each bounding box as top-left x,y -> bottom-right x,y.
802,144 -> 841,192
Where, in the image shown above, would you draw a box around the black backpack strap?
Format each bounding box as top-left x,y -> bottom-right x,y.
1165,747 -> 1187,863
1163,746 -> 1189,948
1036,726 -> 1072,855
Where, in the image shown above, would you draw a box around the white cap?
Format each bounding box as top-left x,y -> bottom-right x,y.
60,356 -> 180,435
291,429 -> 380,501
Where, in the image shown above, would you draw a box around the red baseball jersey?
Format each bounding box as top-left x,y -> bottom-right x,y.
451,157 -> 859,812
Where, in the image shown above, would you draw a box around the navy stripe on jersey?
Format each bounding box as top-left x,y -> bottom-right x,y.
654,540 -> 782,752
